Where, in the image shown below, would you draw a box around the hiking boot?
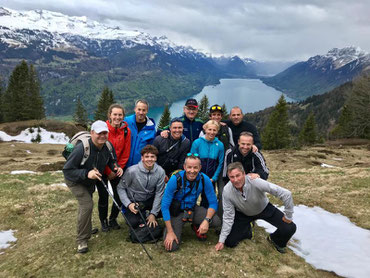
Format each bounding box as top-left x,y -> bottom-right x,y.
108,218 -> 121,230
91,227 -> 99,234
77,242 -> 88,253
191,224 -> 207,241
267,235 -> 286,253
101,219 -> 110,232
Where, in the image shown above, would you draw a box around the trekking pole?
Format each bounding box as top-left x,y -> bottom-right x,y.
99,176 -> 153,261
128,191 -> 159,247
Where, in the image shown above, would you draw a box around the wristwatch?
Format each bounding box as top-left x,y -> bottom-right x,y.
204,217 -> 212,224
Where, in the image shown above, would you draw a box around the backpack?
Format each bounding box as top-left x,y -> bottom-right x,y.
129,225 -> 163,243
62,131 -> 114,166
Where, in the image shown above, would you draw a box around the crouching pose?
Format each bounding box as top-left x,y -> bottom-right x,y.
161,154 -> 221,252
215,162 -> 296,253
117,145 -> 165,228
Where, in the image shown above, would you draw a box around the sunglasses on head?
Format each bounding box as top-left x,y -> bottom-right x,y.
187,153 -> 199,157
211,105 -> 222,111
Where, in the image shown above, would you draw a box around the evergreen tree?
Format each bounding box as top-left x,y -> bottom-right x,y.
299,112 -> 318,145
73,97 -> 88,127
28,64 -> 45,120
0,78 -> 4,123
3,60 -> 29,122
261,95 -> 291,149
94,86 -> 114,121
221,103 -> 229,121
331,105 -> 353,138
197,95 -> 210,122
158,104 -> 171,129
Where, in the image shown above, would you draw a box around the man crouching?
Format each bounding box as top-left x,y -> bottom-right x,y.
215,162 -> 296,253
161,153 -> 221,252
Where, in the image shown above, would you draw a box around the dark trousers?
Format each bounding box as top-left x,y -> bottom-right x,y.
96,176 -> 122,221
200,180 -> 216,208
124,196 -> 157,229
164,205 -> 221,252
225,203 -> 296,248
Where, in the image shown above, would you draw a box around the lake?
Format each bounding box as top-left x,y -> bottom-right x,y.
147,78 -> 296,125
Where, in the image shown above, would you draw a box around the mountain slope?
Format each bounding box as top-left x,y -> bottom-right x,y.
261,47 -> 370,100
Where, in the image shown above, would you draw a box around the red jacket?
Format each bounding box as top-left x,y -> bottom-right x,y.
104,120 -> 131,175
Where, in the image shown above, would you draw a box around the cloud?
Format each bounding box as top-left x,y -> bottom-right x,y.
1,0 -> 369,61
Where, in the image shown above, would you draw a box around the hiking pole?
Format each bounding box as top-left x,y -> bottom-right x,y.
128,191 -> 159,247
99,176 -> 153,261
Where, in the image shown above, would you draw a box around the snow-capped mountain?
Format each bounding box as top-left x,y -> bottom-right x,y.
261,46 -> 370,100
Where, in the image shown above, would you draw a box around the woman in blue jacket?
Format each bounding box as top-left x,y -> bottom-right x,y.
191,120 -> 224,208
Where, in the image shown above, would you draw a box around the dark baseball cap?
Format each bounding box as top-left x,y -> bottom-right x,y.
209,104 -> 223,114
185,98 -> 198,108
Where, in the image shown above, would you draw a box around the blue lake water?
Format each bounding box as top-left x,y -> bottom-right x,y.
147,78 -> 295,125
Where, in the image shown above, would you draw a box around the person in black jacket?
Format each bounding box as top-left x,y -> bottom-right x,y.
226,106 -> 262,151
63,120 -> 123,254
223,131 -> 269,183
153,118 -> 191,181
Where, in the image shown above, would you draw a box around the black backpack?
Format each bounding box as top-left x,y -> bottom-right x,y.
129,225 -> 163,243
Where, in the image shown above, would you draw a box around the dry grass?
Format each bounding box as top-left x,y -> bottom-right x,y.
0,140 -> 369,277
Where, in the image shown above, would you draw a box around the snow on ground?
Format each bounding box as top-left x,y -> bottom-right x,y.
0,230 -> 17,249
321,163 -> 337,168
10,170 -> 36,175
257,205 -> 370,278
0,128 -> 69,144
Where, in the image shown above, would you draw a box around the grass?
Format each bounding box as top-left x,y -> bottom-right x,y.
1,142 -> 369,277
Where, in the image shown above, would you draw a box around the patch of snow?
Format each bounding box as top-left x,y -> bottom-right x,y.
0,128 -> 69,144
10,170 -> 36,175
26,150 -> 31,154
321,163 -> 337,168
0,230 -> 17,249
50,183 -> 67,187
257,205 -> 370,278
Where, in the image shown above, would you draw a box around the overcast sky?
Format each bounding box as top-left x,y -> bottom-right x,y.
1,0 -> 369,61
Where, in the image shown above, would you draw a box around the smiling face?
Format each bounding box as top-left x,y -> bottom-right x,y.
183,157 -> 202,181
109,107 -> 124,128
184,106 -> 198,121
141,152 -> 157,170
230,108 -> 243,126
90,130 -> 108,148
238,135 -> 253,156
228,168 -> 246,192
204,124 -> 218,141
170,121 -> 184,140
134,102 -> 148,123
210,111 -> 223,122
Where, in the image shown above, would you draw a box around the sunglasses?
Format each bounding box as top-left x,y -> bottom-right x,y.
187,153 -> 199,157
211,105 -> 222,111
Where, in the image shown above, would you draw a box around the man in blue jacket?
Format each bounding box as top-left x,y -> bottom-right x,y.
126,99 -> 156,167
161,154 -> 221,252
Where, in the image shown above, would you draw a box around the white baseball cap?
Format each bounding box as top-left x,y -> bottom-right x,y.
91,120 -> 109,133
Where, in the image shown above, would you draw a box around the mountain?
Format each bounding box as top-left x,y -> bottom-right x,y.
261,47 -> 370,100
0,7 -> 256,117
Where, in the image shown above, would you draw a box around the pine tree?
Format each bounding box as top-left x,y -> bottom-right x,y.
299,112 -> 318,145
28,64 -> 45,120
261,95 -> 291,149
221,103 -> 229,121
197,95 -> 210,122
158,104 -> 171,129
0,78 -> 4,123
73,97 -> 88,127
331,105 -> 353,138
3,60 -> 30,122
94,86 -> 114,121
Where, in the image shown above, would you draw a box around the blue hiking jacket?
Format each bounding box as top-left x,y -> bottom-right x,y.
126,114 -> 156,166
191,136 -> 224,181
161,171 -> 218,221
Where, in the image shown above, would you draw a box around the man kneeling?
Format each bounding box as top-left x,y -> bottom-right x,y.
215,162 -> 296,253
117,145 -> 165,229
161,154 -> 221,252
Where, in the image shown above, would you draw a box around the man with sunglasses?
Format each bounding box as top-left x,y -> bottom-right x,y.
161,153 -> 221,252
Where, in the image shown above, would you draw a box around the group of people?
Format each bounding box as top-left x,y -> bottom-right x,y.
63,98 -> 296,254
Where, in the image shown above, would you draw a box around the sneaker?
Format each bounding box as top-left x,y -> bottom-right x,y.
108,218 -> 121,230
101,219 -> 110,232
91,227 -> 99,234
77,242 -> 88,253
191,224 -> 207,241
267,235 -> 286,253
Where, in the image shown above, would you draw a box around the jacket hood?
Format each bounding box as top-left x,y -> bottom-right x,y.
199,136 -> 221,144
106,120 -> 129,131
137,160 -> 159,173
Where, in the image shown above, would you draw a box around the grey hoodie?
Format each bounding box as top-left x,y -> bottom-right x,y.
117,161 -> 165,216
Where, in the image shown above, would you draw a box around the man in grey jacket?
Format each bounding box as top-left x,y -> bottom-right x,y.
117,145 -> 166,228
215,162 -> 296,253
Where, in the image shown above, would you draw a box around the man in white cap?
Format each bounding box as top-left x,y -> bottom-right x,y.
63,120 -> 123,253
